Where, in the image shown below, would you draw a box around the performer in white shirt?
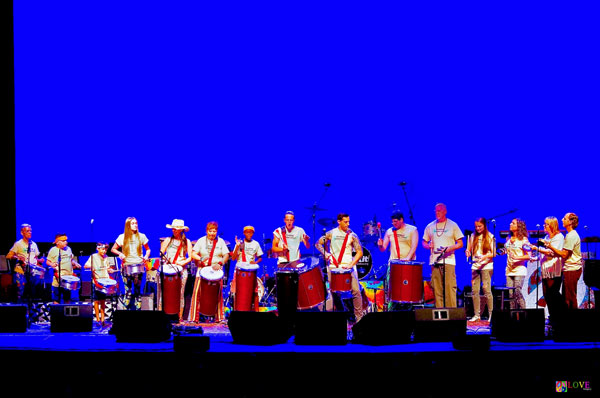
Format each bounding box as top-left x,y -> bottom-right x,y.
232,226 -> 264,264
271,211 -> 310,266
465,217 -> 495,322
546,212 -> 582,310
316,213 -> 364,323
377,211 -> 418,261
6,224 -> 43,302
422,203 -> 464,308
499,218 -> 530,309
46,233 -> 82,304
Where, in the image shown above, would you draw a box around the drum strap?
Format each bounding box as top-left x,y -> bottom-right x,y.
240,241 -> 246,262
280,227 -> 290,262
207,238 -> 219,266
331,231 -> 350,267
393,229 -> 401,259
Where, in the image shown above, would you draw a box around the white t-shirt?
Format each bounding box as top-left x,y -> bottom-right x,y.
563,230 -> 583,272
162,237 -> 190,266
85,253 -> 111,280
540,233 -> 564,279
328,227 -> 361,266
423,219 -> 464,266
385,225 -> 417,261
273,226 -> 307,264
505,236 -> 529,277
115,233 -> 149,266
237,239 -> 264,263
469,232 -> 495,271
9,239 -> 40,273
48,246 -> 75,287
193,237 -> 230,272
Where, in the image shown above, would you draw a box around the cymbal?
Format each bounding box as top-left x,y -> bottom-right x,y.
582,236 -> 600,243
318,217 -> 336,227
305,204 -> 327,212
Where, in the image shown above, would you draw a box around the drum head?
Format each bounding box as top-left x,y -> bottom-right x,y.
97,278 -> 116,286
62,275 -> 80,282
236,262 -> 259,271
330,267 -> 352,274
354,247 -> 372,280
200,267 -> 224,281
161,263 -> 183,275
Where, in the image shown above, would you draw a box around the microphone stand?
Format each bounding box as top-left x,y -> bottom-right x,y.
321,228 -> 329,313
310,183 -> 331,257
435,248 -> 448,308
398,182 -> 416,226
535,225 -> 541,310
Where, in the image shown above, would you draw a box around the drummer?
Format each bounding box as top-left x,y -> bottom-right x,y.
159,219 -> 193,322
111,217 -> 151,311
46,233 -> 81,304
84,242 -> 116,326
230,225 -> 264,311
316,213 -> 364,323
377,211 -> 419,310
377,211 -> 418,261
6,224 -> 43,303
272,211 -> 310,266
190,221 -> 230,323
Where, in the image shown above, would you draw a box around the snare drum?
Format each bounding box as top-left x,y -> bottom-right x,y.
233,262 -> 259,311
389,260 -> 424,303
29,263 -> 46,279
124,263 -> 146,276
161,265 -> 182,315
297,262 -> 326,310
60,275 -> 80,291
330,267 -> 353,293
96,278 -> 118,295
198,267 -> 224,317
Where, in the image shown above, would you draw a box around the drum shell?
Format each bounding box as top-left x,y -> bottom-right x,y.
124,263 -> 146,276
198,269 -> 223,317
389,262 -> 423,303
330,268 -> 353,293
297,265 -> 326,310
96,278 -> 117,295
29,264 -> 46,278
276,269 -> 298,316
162,271 -> 182,315
60,276 -> 80,291
234,267 -> 258,311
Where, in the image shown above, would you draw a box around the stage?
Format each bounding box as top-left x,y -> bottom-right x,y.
1,318 -> 598,398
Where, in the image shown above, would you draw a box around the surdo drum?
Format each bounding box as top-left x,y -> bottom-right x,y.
389,260 -> 424,303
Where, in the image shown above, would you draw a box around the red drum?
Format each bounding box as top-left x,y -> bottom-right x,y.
297,263 -> 326,310
198,267 -> 224,316
389,260 -> 424,303
161,264 -> 182,315
233,262 -> 259,311
330,267 -> 352,293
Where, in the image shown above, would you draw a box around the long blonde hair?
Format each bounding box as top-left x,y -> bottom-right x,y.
123,217 -> 142,257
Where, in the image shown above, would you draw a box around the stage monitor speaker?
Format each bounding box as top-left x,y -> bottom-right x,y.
491,309 -> 545,342
583,259 -> 600,289
0,304 -> 27,333
228,311 -> 293,345
50,303 -> 93,332
173,334 -> 210,353
295,311 -> 348,345
352,311 -> 415,345
552,309 -> 600,342
80,281 -> 92,298
414,307 -> 466,342
111,310 -> 171,342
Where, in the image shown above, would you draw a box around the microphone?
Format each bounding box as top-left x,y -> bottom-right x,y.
91,219 -> 94,224
398,181 -> 407,187
324,183 -> 331,188
491,219 -> 496,225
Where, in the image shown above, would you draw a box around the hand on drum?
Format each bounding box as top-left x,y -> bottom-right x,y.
212,263 -> 222,271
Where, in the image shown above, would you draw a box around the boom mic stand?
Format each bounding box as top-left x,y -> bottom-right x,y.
309,183 -> 331,257
398,182 -> 416,226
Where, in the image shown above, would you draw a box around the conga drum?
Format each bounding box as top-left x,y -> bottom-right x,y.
297,262 -> 326,310
161,264 -> 182,315
233,262 -> 259,311
198,267 -> 224,317
330,267 -> 353,293
389,260 -> 424,303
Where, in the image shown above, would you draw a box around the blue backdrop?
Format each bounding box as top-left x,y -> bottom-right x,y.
13,2 -> 599,289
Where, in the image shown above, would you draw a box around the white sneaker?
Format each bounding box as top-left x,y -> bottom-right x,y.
469,315 -> 481,322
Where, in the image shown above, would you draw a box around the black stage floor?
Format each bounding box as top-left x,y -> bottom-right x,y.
1,320 -> 598,398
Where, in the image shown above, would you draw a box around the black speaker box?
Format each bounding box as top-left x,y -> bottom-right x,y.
50,303 -> 93,332
552,309 -> 600,342
295,311 -> 348,345
352,311 -> 415,345
228,311 -> 293,345
583,259 -> 600,289
173,334 -> 210,353
491,309 -> 545,342
110,310 -> 171,342
0,304 -> 27,333
414,307 -> 466,342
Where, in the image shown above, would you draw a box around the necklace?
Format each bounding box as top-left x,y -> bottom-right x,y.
435,220 -> 447,237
